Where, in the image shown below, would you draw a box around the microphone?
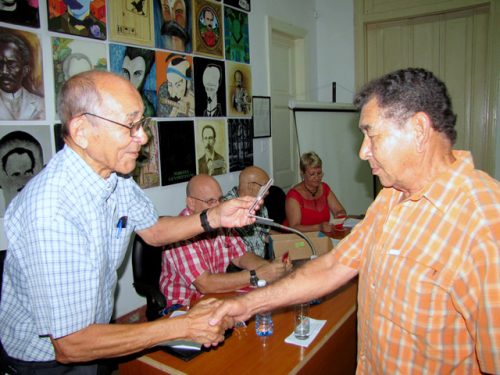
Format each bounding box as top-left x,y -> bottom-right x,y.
252,215 -> 318,257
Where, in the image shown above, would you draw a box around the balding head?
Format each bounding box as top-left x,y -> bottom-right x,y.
186,173 -> 223,213
238,166 -> 270,197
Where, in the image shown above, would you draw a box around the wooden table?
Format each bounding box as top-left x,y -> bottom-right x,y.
118,279 -> 358,375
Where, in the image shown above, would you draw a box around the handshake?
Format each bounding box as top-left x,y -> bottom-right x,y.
167,295 -> 253,347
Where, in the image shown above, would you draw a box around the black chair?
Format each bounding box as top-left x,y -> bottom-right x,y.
264,185 -> 286,224
131,234 -> 166,321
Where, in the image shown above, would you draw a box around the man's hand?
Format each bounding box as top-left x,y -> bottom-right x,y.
209,196 -> 259,228
208,297 -> 252,329
256,258 -> 292,283
180,298 -> 228,347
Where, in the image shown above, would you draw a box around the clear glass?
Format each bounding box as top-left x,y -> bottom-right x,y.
294,303 -> 310,340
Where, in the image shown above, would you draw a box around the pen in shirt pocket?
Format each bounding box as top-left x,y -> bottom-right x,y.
116,216 -> 128,239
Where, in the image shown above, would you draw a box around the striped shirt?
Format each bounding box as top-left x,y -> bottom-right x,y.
0,146 -> 158,361
334,150 -> 500,374
159,207 -> 247,307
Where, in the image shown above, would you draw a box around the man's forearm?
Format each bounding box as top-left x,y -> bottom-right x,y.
241,253 -> 357,316
52,318 -> 190,363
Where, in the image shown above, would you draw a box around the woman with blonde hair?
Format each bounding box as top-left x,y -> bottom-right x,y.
284,151 -> 346,232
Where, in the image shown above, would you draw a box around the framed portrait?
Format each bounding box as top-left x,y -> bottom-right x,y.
195,119 -> 228,176
154,0 -> 192,53
193,56 -> 226,117
47,0 -> 106,40
110,0 -> 155,47
226,61 -> 252,117
252,96 -> 271,138
193,0 -> 223,58
156,51 -> 194,118
0,27 -> 45,121
228,118 -> 253,172
109,44 -> 157,117
0,125 -> 53,216
0,0 -> 40,28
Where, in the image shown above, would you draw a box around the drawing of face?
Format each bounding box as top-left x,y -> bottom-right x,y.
202,126 -> 215,153
234,70 -> 243,88
167,59 -> 189,101
202,66 -> 220,101
65,0 -> 91,19
62,53 -> 92,81
0,139 -> 43,208
122,55 -> 146,89
0,41 -> 27,94
203,9 -> 214,30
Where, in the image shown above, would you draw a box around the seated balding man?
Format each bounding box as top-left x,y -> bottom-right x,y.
223,166 -> 271,258
159,174 -> 290,311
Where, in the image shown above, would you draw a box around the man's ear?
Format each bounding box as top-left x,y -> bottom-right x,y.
68,115 -> 89,149
411,111 -> 431,153
186,196 -> 195,212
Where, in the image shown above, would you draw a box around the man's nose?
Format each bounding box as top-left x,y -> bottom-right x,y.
133,125 -> 148,145
359,135 -> 371,160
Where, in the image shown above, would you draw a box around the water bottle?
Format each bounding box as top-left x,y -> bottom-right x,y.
255,280 -> 273,336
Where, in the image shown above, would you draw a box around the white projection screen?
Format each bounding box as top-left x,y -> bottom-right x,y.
290,101 -> 374,215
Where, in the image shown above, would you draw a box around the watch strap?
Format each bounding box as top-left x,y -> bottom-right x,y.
250,270 -> 259,286
200,209 -> 215,232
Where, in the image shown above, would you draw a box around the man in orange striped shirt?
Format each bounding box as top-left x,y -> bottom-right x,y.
211,68 -> 500,373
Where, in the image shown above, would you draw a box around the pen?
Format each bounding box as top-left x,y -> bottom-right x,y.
116,218 -> 122,239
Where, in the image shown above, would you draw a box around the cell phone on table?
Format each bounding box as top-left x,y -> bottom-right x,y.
248,177 -> 274,213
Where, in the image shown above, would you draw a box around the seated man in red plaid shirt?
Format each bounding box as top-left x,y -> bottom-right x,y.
159,174 -> 291,312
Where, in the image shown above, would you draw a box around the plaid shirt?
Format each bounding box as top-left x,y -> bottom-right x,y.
159,207 -> 247,307
0,146 -> 158,361
334,151 -> 500,374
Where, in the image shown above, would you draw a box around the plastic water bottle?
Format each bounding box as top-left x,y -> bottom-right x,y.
255,280 -> 273,336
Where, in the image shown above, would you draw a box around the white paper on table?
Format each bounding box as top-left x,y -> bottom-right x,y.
156,310 -> 202,350
284,318 -> 327,348
343,218 -> 361,228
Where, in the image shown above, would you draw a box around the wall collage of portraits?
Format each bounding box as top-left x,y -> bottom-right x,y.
0,0 -> 254,216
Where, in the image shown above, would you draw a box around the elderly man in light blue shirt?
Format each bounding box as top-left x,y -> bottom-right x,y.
0,70 -> 259,374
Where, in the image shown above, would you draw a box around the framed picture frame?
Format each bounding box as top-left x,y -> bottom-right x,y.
252,96 -> 271,138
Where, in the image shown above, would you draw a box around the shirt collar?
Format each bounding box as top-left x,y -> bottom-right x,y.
407,150 -> 474,213
63,145 -> 118,201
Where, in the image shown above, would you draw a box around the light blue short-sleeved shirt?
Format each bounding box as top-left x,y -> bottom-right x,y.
0,146 -> 158,361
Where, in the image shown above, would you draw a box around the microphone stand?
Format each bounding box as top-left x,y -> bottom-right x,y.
253,216 -> 318,257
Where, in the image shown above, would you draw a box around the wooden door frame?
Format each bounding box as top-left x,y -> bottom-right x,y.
354,0 -> 500,175
266,16 -> 310,182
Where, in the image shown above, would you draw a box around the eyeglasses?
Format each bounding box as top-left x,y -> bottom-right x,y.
190,196 -> 224,206
81,113 -> 152,137
248,181 -> 264,187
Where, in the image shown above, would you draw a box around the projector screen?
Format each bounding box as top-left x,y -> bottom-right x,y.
290,101 -> 374,215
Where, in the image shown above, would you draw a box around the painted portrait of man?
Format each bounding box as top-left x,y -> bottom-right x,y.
0,28 -> 45,121
47,0 -> 106,40
0,126 -> 52,216
194,56 -> 226,117
156,52 -> 194,117
154,0 -> 191,52
110,44 -> 157,117
196,119 -> 227,176
193,0 -> 223,58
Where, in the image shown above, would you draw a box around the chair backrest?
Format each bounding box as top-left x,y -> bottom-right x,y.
131,234 -> 166,321
264,185 -> 286,224
0,250 -> 6,303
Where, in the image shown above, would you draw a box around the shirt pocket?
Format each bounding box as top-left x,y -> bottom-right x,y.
374,250 -> 452,338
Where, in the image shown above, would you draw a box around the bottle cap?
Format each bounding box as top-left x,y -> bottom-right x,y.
257,280 -> 267,287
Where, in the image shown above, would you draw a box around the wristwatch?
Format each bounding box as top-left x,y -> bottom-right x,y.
250,270 -> 259,286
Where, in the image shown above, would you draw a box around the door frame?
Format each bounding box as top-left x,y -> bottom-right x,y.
354,0 -> 500,175
266,16 -> 310,183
